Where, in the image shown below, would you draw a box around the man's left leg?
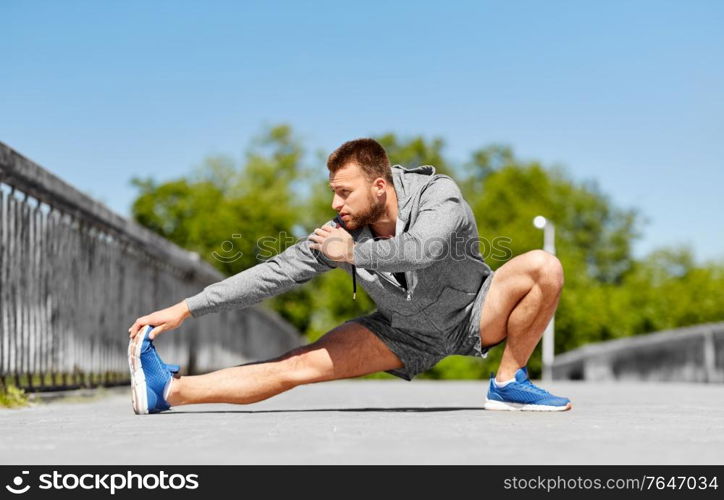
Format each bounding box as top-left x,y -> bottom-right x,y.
479,249 -> 564,380
477,249 -> 570,410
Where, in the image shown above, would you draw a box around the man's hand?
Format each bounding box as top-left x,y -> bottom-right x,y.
308,223 -> 355,264
128,300 -> 192,340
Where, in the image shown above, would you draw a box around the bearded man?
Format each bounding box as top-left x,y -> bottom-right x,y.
128,138 -> 570,414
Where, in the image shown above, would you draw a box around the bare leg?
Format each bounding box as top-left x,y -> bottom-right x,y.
166,321 -> 403,406
478,250 -> 564,381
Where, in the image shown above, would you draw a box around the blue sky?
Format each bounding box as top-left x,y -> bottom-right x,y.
2,0 -> 723,262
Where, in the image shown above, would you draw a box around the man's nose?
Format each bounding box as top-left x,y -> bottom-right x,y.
331,194 -> 344,211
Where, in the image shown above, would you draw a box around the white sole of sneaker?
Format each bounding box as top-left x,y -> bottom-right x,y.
128,326 -> 150,415
484,398 -> 572,412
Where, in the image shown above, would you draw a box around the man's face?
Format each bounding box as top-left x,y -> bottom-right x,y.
329,163 -> 386,231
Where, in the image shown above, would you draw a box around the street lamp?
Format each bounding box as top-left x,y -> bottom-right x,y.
533,216 -> 555,382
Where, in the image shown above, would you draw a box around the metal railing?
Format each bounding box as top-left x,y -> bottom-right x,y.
0,141 -> 300,391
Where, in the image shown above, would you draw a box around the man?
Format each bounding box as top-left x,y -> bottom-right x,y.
127,138 -> 571,414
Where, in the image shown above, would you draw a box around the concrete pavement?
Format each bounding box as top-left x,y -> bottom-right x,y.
1,380 -> 722,464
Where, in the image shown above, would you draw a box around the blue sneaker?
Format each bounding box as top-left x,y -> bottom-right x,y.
128,325 -> 178,414
484,367 -> 572,412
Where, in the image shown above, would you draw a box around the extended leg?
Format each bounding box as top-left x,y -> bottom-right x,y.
166,322 -> 403,406
479,250 -> 564,381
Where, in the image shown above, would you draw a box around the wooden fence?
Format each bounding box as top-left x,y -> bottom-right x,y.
0,141 -> 300,392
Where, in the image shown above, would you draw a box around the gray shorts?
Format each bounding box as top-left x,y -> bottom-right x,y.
347,271 -> 496,380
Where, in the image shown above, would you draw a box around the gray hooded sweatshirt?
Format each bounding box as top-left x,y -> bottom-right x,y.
185,165 -> 493,335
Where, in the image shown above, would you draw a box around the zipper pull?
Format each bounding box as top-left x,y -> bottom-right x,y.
406,291 -> 412,301
352,265 -> 357,300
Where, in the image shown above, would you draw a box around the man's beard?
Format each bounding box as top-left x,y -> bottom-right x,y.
343,192 -> 386,231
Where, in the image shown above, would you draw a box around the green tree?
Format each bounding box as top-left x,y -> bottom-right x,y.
131,125 -> 317,331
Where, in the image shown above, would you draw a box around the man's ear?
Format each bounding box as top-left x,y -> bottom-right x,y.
373,177 -> 387,195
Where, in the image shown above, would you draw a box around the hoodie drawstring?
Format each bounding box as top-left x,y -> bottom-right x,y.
352,264 -> 356,300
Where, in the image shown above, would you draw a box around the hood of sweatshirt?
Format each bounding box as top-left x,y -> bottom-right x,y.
391,164 -> 437,227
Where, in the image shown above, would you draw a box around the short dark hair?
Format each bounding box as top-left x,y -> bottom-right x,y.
327,138 -> 393,184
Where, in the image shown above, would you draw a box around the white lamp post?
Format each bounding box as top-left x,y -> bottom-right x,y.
533,216 -> 556,382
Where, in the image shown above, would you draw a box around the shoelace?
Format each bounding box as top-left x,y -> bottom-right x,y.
519,377 -> 551,396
